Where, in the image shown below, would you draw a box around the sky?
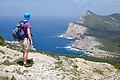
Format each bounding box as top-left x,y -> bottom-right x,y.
0,0 -> 120,18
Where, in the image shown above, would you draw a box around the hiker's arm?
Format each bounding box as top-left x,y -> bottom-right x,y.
27,28 -> 33,46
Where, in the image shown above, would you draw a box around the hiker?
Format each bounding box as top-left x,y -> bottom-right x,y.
19,13 -> 33,67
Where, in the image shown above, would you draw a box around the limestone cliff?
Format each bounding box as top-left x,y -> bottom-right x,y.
63,22 -> 87,39
64,10 -> 120,57
0,46 -> 120,80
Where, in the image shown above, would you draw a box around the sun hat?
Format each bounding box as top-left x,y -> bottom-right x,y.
24,13 -> 30,20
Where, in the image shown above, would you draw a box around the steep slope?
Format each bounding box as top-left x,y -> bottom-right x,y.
0,46 -> 120,80
64,10 -> 120,55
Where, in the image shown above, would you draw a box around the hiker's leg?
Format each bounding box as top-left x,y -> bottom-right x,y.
23,49 -> 28,64
23,38 -> 30,65
19,40 -> 24,49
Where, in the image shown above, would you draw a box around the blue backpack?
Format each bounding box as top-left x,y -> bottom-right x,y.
12,21 -> 28,41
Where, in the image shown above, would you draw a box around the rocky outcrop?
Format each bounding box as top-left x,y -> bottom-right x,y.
0,46 -> 120,80
71,36 -> 117,57
63,10 -> 120,57
72,36 -> 101,51
63,22 -> 104,57
63,22 -> 87,39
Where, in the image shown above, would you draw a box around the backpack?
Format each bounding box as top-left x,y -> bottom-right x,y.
12,21 -> 28,41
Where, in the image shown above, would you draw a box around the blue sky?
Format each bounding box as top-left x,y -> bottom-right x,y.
0,0 -> 120,17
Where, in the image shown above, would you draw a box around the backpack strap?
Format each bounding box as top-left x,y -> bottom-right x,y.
19,21 -> 28,25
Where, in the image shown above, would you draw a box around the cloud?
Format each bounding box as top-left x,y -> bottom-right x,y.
73,0 -> 120,6
0,0 -> 120,17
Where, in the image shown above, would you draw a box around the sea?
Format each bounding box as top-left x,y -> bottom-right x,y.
0,16 -> 86,55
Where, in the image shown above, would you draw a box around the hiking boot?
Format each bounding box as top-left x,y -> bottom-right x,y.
24,63 -> 32,67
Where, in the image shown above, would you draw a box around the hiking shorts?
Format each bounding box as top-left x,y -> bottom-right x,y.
19,38 -> 30,50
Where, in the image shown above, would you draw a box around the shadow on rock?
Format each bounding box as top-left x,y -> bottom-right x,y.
16,58 -> 34,67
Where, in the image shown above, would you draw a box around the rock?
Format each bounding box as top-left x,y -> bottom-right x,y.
0,45 -> 120,80
63,22 -> 87,39
11,75 -> 17,80
63,19 -> 118,58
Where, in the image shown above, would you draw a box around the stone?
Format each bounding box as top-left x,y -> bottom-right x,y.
0,45 -> 120,80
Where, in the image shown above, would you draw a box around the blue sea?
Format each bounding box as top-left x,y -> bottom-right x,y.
0,17 -> 86,55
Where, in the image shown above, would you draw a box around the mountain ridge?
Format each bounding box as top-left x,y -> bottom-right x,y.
64,10 -> 120,57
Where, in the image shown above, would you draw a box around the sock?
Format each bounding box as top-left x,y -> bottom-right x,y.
24,61 -> 27,64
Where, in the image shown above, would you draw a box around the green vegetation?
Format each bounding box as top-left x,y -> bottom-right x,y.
0,35 -> 24,53
38,51 -> 120,69
114,64 -> 120,69
7,44 -> 24,53
0,50 -> 5,54
16,69 -> 24,75
93,68 -> 104,75
40,51 -> 79,60
73,11 -> 120,69
54,59 -> 81,79
0,35 -> 5,46
116,43 -> 120,48
7,44 -> 13,49
55,61 -> 63,65
55,61 -> 63,69
72,64 -> 78,69
54,61 -> 67,72
83,61 -> 87,65
76,11 -> 120,53
2,60 -> 15,66
0,76 -> 9,80
80,55 -> 120,69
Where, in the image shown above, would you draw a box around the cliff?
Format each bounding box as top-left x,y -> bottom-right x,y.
63,22 -> 87,39
0,46 -> 120,80
64,10 -> 120,57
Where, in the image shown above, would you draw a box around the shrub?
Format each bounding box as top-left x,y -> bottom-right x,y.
2,60 -> 15,66
116,43 -> 120,48
72,64 -> 78,69
0,76 -> 9,80
114,64 -> 120,69
80,55 -> 120,69
93,68 -> 104,75
0,35 -> 5,46
55,61 -> 63,65
7,44 -> 13,49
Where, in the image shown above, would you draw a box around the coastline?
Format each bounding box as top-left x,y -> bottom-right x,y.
1,35 -> 120,79
63,22 -> 119,58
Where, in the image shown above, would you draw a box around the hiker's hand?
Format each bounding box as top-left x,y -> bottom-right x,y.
30,40 -> 33,47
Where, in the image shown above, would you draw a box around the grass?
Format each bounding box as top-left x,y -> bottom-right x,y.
6,56 -> 13,59
2,60 -> 15,66
72,65 -> 78,69
55,61 -> 63,69
41,51 -> 120,70
55,61 -> 63,65
39,51 -> 120,69
40,51 -> 79,59
16,69 -> 24,75
114,64 -> 120,70
2,41 -> 120,70
0,50 -> 5,54
80,54 -> 120,69
1,35 -> 120,70
54,59 -> 81,79
7,44 -> 24,53
93,68 -> 104,75
0,76 -> 9,80
0,35 -> 5,46
83,61 -> 87,65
